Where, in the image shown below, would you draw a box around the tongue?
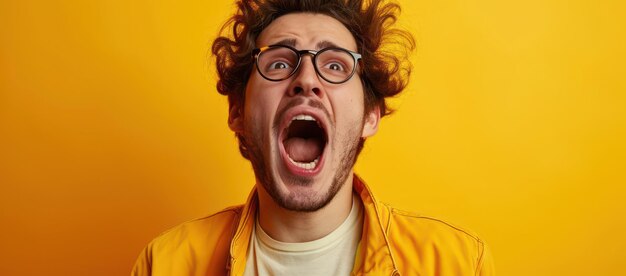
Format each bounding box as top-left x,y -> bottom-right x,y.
284,137 -> 322,162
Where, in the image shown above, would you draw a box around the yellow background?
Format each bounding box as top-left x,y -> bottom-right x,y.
1,0 -> 624,275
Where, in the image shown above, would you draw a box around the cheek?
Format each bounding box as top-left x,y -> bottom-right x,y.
244,77 -> 271,117
243,80 -> 284,130
332,96 -> 365,133
244,98 -> 274,133
339,82 -> 365,118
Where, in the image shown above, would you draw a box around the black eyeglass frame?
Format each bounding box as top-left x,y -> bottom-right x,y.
251,44 -> 362,84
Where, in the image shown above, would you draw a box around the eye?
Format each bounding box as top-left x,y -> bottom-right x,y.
325,62 -> 345,71
268,61 -> 291,70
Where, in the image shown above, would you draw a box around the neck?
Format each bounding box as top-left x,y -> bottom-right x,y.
256,174 -> 355,243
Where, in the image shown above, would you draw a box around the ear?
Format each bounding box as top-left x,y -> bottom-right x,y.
228,104 -> 244,134
361,105 -> 380,138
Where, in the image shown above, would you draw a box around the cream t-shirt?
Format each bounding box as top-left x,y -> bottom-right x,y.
243,195 -> 363,275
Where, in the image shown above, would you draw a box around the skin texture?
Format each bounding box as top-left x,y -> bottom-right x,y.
229,13 -> 379,242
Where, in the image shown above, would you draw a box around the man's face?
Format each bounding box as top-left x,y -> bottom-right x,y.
229,13 -> 379,212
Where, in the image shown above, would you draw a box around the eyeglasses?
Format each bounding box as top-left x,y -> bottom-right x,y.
252,45 -> 362,84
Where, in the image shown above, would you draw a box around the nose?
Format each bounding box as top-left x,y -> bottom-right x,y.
287,55 -> 325,98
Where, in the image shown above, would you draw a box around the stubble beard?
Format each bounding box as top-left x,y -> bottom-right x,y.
243,114 -> 363,213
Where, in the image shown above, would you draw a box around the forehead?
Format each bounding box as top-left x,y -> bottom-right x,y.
256,13 -> 357,51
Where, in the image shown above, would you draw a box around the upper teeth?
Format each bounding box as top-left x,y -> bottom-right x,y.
292,114 -> 316,121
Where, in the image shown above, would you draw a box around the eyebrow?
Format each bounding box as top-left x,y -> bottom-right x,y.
272,38 -> 297,47
316,40 -> 339,50
270,39 -> 341,50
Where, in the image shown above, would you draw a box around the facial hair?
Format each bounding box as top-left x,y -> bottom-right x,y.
243,98 -> 363,212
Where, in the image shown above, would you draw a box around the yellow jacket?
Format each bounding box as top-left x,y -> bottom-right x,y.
133,176 -> 495,275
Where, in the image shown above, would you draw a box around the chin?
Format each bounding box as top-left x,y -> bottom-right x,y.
271,175 -> 343,212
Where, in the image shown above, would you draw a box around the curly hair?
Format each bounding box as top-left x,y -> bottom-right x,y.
212,0 -> 414,159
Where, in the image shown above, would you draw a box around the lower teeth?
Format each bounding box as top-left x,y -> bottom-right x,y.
288,156 -> 319,170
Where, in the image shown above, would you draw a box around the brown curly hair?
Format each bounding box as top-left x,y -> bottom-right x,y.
212,0 -> 414,159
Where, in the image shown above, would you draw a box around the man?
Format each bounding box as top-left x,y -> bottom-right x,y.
133,0 -> 494,275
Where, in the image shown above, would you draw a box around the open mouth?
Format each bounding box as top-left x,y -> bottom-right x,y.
281,114 -> 327,174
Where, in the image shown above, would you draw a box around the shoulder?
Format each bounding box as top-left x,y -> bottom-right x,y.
149,205 -> 243,251
132,205 -> 244,275
384,204 -> 484,246
379,203 -> 493,275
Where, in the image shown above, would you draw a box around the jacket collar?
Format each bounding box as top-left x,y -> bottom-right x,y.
351,174 -> 399,274
228,174 -> 398,275
227,186 -> 257,275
